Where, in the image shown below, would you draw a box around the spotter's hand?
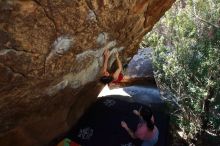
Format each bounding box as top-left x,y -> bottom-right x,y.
121,121 -> 128,129
133,110 -> 140,116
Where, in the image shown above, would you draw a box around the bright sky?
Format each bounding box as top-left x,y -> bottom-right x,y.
97,85 -> 131,98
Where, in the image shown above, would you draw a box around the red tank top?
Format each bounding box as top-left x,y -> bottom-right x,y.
112,73 -> 124,83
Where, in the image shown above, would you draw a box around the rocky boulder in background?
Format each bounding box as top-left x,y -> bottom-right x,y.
0,0 -> 175,145
126,47 -> 154,77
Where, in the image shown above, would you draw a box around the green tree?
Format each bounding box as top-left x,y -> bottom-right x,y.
141,0 -> 220,145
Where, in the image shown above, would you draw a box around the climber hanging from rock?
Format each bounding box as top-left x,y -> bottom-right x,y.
100,47 -> 129,84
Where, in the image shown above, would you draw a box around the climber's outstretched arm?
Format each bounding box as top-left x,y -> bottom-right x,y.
121,121 -> 136,139
113,51 -> 122,80
102,49 -> 110,75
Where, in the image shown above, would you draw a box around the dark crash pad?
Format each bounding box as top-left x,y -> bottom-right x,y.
59,95 -> 169,146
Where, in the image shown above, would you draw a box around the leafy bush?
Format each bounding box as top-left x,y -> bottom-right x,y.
140,0 -> 220,144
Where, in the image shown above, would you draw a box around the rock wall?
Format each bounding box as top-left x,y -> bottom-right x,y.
0,0 -> 175,145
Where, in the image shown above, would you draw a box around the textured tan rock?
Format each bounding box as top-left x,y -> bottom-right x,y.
0,0 -> 175,145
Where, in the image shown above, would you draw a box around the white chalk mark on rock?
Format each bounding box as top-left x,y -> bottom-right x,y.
0,49 -> 13,55
63,58 -> 99,89
96,32 -> 108,46
46,40 -> 125,95
47,35 -> 74,61
47,80 -> 68,96
53,35 -> 74,55
87,9 -> 97,22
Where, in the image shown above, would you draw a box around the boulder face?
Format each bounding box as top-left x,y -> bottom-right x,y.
0,0 -> 175,145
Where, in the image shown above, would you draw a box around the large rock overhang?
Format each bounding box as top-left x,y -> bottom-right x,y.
0,0 -> 175,145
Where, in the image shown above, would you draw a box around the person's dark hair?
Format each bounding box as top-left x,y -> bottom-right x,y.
100,76 -> 114,84
140,107 -> 154,131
